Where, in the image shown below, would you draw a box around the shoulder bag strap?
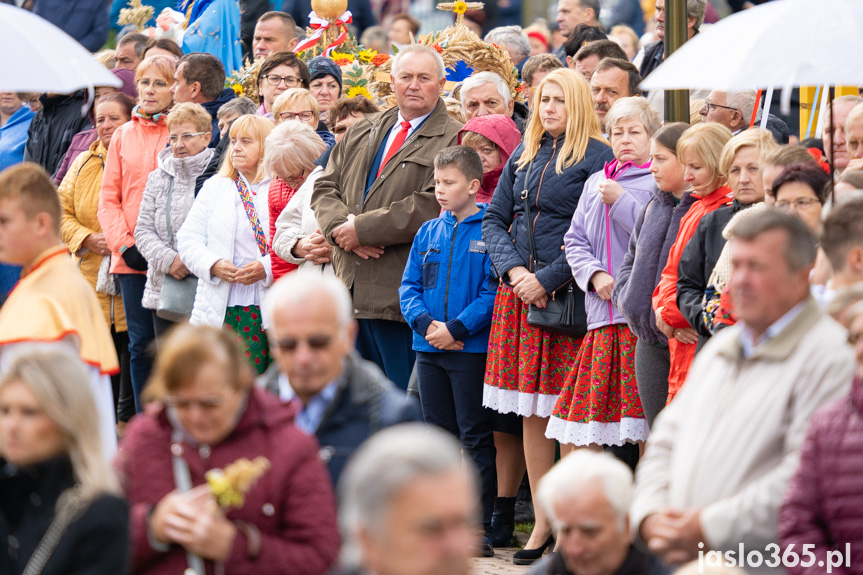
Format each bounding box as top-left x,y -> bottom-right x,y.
22,487 -> 88,575
519,159 -> 537,270
169,420 -> 206,575
164,177 -> 176,248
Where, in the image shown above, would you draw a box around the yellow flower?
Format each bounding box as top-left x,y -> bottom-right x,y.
347,86 -> 372,100
358,49 -> 377,63
231,83 -> 243,96
453,0 -> 467,15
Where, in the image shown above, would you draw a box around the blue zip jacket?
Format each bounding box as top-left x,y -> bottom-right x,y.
0,106 -> 34,173
400,204 -> 497,354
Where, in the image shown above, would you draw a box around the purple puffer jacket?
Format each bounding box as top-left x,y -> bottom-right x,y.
778,376 -> 863,575
564,159 -> 654,331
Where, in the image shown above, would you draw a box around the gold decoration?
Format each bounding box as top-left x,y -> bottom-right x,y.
372,2 -> 523,109
436,0 -> 483,26
205,456 -> 271,510
118,0 -> 155,32
312,0 -> 348,20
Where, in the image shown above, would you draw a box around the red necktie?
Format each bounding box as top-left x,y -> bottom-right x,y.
377,120 -> 412,177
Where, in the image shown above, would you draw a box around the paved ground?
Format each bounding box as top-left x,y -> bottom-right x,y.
471,531 -> 547,575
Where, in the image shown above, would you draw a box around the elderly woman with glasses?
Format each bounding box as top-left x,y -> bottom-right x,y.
116,324 -> 340,575
256,52 -> 310,121
99,55 -> 177,412
134,103 -> 215,336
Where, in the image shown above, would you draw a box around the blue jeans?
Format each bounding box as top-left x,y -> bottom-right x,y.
416,351 -> 496,533
117,274 -> 155,412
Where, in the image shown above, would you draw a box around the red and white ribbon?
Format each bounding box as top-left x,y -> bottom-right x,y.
293,10 -> 353,54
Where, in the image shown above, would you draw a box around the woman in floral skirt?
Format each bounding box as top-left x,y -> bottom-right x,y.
482,68 -> 614,564
546,97 -> 659,451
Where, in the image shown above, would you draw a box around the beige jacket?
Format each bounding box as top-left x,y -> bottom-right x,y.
631,296 -> 853,572
311,99 -> 462,322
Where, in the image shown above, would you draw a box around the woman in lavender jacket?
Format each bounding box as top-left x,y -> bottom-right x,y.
546,98 -> 659,450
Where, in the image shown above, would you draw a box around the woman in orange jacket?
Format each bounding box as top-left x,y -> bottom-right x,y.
98,55 -> 176,412
651,123 -> 732,405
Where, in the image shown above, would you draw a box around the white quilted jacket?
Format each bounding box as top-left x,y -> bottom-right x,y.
177,175 -> 273,328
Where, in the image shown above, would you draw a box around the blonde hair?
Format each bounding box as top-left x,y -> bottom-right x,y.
166,102 -> 213,133
719,128 -> 778,176
0,350 -> 119,500
218,115 -> 275,183
262,121 -> 326,180
143,324 -> 253,403
272,88 -> 319,126
443,96 -> 466,123
689,99 -> 705,125
518,68 -> 606,174
677,123 -> 733,187
461,131 -> 496,151
134,55 -> 177,85
94,49 -> 116,70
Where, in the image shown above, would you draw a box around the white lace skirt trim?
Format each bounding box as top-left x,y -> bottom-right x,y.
545,415 -> 650,446
483,384 -> 560,418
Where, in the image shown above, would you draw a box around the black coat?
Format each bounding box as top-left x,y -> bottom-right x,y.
24,92 -> 92,177
676,199 -> 754,340
483,134 -> 614,293
200,88 -> 237,148
0,457 -> 129,575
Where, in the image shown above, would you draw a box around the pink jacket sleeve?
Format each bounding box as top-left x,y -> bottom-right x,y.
98,127 -> 135,252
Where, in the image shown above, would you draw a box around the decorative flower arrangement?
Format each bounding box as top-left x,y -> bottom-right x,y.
343,62 -> 373,100
329,51 -> 355,66
205,456 -> 271,510
370,53 -> 391,67
223,59 -> 260,102
453,0 -> 468,15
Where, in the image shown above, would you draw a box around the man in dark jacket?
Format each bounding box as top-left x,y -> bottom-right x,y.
311,45 -> 462,390
24,91 -> 91,178
34,0 -> 109,52
262,270 -> 420,486
171,53 -> 236,148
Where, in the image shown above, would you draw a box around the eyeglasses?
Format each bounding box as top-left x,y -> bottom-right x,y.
775,197 -> 821,211
137,79 -> 169,90
703,100 -> 738,113
168,132 -> 208,144
279,110 -> 314,122
264,74 -> 301,87
164,389 -> 232,410
275,334 -> 333,352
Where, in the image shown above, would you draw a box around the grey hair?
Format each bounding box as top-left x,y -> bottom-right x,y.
604,96 -> 661,141
391,44 -> 446,80
264,269 -> 354,331
262,120 -> 326,180
0,348 -> 119,500
728,209 -> 818,272
338,424 -> 475,569
536,450 -> 633,533
460,71 -> 511,107
217,96 -> 258,119
484,26 -> 531,61
687,0 -> 707,30
726,90 -> 758,125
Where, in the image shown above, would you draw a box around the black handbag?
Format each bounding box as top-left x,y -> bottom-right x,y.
520,161 -> 588,338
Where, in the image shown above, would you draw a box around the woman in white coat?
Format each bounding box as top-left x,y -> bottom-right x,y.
269,121 -> 332,274
177,114 -> 275,374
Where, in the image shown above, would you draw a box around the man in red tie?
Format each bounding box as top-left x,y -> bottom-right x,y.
312,44 -> 462,390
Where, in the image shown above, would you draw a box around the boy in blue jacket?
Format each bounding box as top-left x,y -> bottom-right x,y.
399,146 -> 498,556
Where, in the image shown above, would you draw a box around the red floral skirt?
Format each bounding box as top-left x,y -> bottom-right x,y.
546,324 -> 647,446
483,284 -> 583,418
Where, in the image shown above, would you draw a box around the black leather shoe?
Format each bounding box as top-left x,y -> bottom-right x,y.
512,535 -> 554,565
491,497 -> 516,547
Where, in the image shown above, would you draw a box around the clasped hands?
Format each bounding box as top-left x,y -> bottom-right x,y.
640,508 -> 705,566
425,320 -> 464,351
331,214 -> 385,260
149,485 -> 237,562
210,259 -> 265,285
292,229 -> 333,264
508,266 -> 548,308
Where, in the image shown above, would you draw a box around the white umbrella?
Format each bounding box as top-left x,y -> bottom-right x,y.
640,0 -> 863,103
0,3 -> 122,93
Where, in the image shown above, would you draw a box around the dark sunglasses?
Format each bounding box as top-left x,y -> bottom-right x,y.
275,334 -> 333,352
